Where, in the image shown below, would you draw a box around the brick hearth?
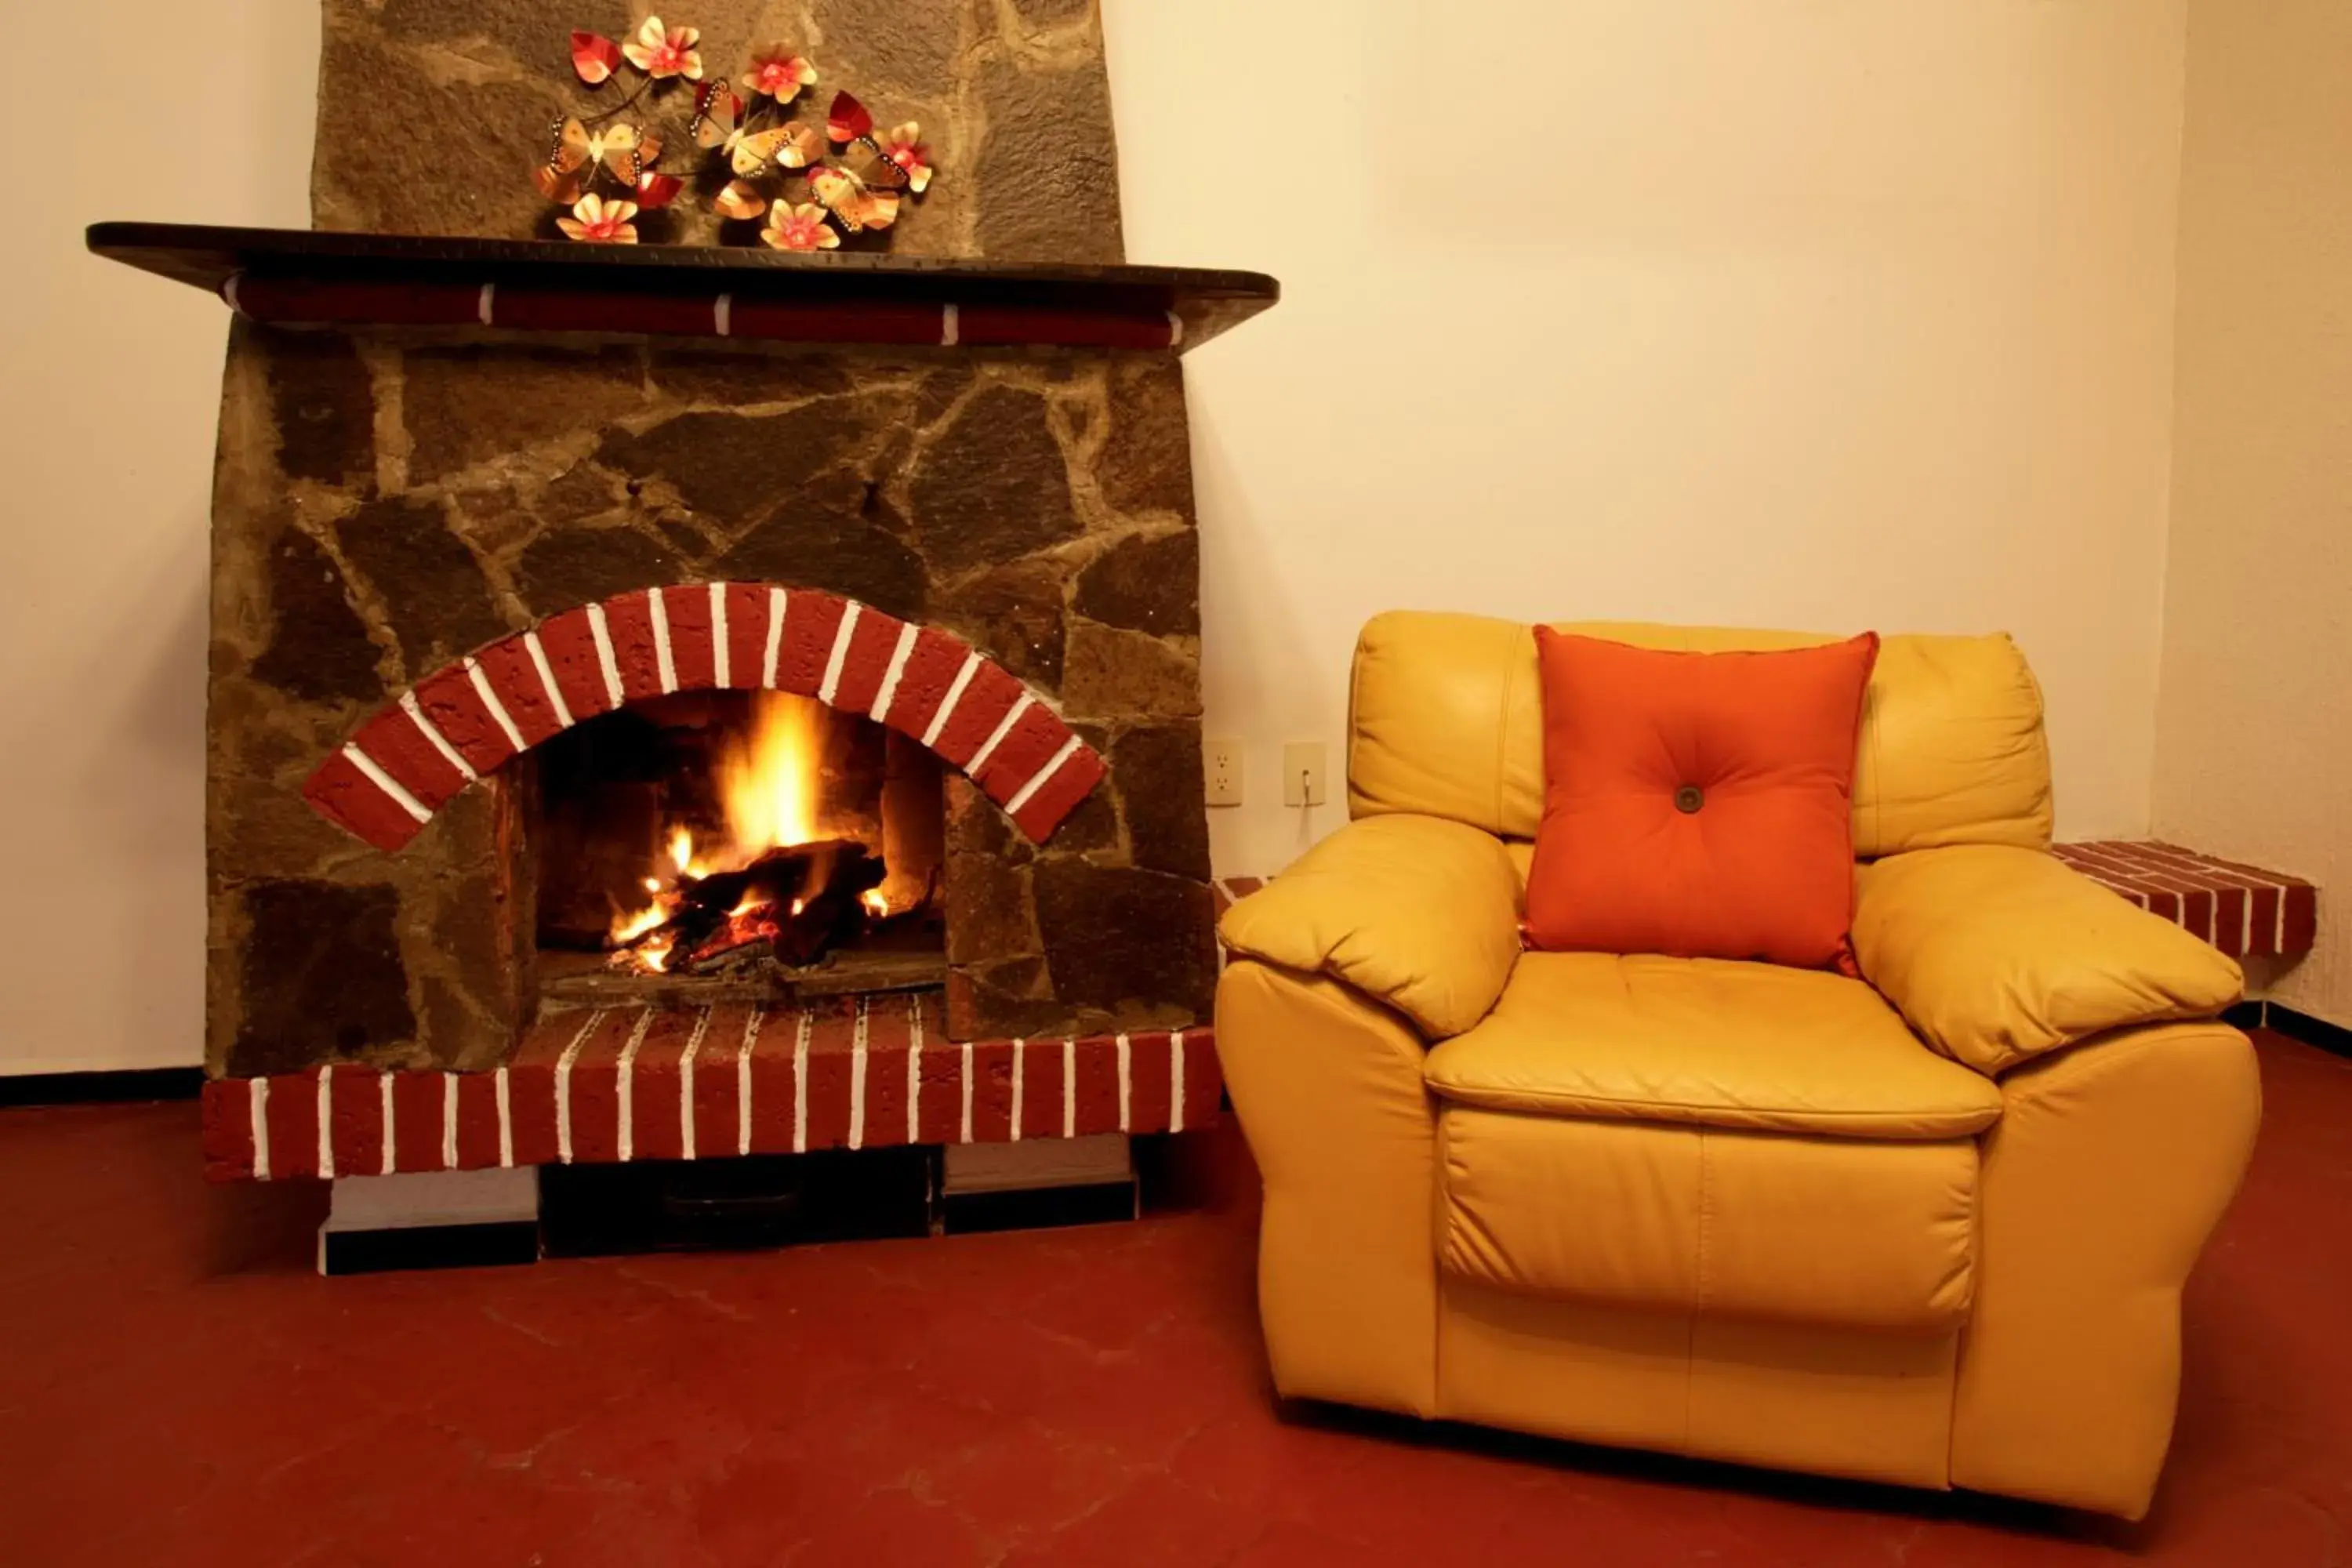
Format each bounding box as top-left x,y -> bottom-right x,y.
202,993 -> 1218,1183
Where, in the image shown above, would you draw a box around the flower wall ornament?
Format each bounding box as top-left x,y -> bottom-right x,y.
570,30 -> 624,85
558,194 -> 640,243
634,169 -> 684,210
533,20 -> 935,246
879,122 -> 932,194
538,17 -> 703,233
620,17 -> 702,80
761,203 -> 838,252
742,42 -> 818,103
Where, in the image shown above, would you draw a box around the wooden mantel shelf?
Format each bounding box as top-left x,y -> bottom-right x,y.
86,222 -> 1279,354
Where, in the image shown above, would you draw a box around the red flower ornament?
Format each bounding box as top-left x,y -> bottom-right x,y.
557,194 -> 641,243
825,90 -> 873,145
880,122 -> 931,194
634,170 -> 683,210
742,42 -> 818,102
570,31 -> 623,85
761,202 -> 840,252
622,16 -> 702,80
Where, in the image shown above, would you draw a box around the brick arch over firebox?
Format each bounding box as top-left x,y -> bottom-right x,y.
303,583 -> 1106,854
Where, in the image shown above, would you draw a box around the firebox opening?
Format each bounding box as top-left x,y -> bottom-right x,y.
530,689 -> 946,1007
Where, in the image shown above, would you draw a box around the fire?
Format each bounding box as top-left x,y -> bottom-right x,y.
668,824 -> 714,879
611,899 -> 671,945
719,692 -> 827,853
599,691 -> 918,975
608,826 -> 719,948
605,695 -> 832,953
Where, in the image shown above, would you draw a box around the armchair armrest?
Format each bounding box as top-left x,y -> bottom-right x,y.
1218,814 -> 1521,1039
1853,844 -> 2245,1076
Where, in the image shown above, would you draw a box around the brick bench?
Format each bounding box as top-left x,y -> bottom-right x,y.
2051,840 -> 2315,960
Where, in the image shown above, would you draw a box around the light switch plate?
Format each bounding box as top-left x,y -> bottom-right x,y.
1282,742 -> 1327,808
1205,737 -> 1243,807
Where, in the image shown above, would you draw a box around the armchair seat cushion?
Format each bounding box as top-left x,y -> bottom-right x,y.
1425,953 -> 2005,1140
1439,1105 -> 1980,1329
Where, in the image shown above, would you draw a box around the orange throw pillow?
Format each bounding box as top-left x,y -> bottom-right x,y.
1524,630 -> 1879,969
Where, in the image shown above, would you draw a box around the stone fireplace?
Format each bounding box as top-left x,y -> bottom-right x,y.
87,0 -> 1274,1185
228,339 -> 1220,1074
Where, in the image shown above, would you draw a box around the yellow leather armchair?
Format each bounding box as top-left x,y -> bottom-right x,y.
1216,612 -> 2257,1519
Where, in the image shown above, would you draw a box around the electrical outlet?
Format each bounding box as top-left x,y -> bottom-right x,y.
1282,742 -> 1327,808
1204,737 -> 1243,807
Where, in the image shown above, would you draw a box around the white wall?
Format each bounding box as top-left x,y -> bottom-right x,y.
1105,0 -> 2190,878
2154,0 -> 2352,1025
2,2 -> 2201,1071
0,2 -> 317,1070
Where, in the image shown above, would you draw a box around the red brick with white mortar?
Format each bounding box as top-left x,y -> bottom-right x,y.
301,583 -> 1106,853
2051,840 -> 2316,960
201,996 -> 1220,1183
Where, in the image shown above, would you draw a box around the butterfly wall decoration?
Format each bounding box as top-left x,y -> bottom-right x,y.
806,93 -> 913,234
532,20 -> 937,248
691,82 -> 826,222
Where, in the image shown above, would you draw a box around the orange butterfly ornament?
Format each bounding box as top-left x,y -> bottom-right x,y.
694,84 -> 824,177
693,83 -> 824,220
535,117 -> 659,202
810,92 -> 913,233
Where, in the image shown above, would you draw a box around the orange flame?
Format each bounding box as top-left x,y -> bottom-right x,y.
610,899 -> 670,945
719,692 -> 826,851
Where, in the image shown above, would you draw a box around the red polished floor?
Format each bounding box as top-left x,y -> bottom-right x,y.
3,1028 -> 2347,1566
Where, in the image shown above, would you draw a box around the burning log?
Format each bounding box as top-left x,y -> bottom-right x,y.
689,935 -> 773,976
609,839 -> 886,974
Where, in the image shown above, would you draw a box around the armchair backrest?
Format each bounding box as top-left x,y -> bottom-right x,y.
1346,612 -> 2053,859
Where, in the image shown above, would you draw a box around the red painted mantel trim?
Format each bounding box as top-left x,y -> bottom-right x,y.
200,996 -> 1220,1183
304,583 -> 1107,852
